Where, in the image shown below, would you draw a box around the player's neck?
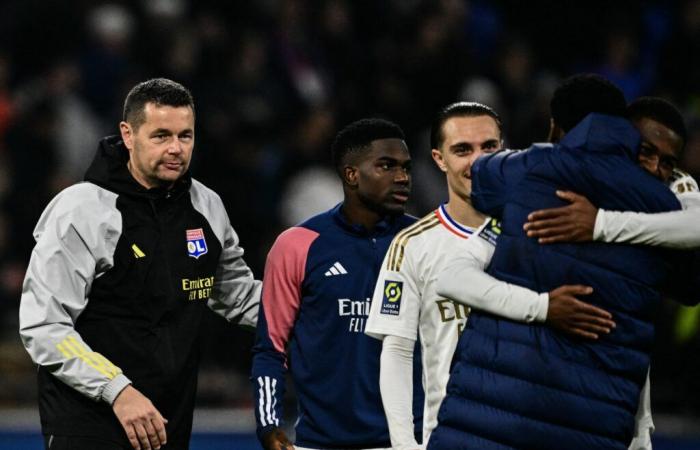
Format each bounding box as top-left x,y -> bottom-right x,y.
341,197 -> 384,231
445,194 -> 486,228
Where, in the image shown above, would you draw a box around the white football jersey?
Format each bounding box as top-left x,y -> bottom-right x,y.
366,204 -> 476,443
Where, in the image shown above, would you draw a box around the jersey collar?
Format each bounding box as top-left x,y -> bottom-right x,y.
435,203 -> 475,239
332,202 -> 394,236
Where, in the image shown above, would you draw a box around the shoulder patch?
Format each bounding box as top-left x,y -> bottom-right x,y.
478,218 -> 501,246
669,168 -> 699,195
380,280 -> 403,315
386,213 -> 440,272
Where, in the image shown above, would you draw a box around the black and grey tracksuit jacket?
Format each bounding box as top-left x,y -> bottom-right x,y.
19,136 -> 261,446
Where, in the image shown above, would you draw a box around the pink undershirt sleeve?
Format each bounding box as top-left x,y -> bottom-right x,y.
262,227 -> 319,355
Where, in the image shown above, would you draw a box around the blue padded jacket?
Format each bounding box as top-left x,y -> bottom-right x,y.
429,114 -> 684,450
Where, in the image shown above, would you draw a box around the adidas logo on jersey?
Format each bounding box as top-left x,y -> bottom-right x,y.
325,261 -> 348,276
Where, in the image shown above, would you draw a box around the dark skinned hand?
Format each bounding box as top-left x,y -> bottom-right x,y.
261,427 -> 295,450
523,190 -> 598,244
547,285 -> 616,340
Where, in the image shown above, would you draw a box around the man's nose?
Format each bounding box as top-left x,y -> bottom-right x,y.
168,139 -> 183,154
642,155 -> 661,176
395,167 -> 410,183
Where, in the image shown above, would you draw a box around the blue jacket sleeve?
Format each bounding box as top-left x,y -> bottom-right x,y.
251,308 -> 287,439
250,227 -> 315,441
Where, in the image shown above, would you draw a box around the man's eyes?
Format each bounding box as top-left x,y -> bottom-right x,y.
453,146 -> 472,155
151,133 -> 192,142
379,162 -> 410,172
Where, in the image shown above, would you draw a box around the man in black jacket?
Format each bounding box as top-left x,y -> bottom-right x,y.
19,78 -> 261,450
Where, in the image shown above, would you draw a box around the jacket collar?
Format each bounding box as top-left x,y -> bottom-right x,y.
330,202 -> 397,236
560,113 -> 641,160
84,135 -> 192,200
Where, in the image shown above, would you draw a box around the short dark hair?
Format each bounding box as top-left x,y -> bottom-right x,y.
123,78 -> 195,130
430,102 -> 502,149
627,96 -> 687,146
331,118 -> 405,175
550,74 -> 626,132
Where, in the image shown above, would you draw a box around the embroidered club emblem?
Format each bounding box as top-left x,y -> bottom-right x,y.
186,228 -> 208,259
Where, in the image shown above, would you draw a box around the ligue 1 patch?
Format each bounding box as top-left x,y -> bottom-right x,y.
478,218 -> 501,246
381,281 -> 403,315
186,228 -> 208,259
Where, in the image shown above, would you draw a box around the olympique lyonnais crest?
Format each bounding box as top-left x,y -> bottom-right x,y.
186,228 -> 208,259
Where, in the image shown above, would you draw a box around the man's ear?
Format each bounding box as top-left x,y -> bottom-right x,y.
343,165 -> 358,187
431,149 -> 447,172
120,121 -> 134,150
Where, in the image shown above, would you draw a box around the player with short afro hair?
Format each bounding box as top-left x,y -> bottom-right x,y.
627,97 -> 687,149
549,73 -> 627,138
331,118 -> 405,177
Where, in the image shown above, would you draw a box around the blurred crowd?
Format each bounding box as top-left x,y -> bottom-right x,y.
1,0 -> 700,419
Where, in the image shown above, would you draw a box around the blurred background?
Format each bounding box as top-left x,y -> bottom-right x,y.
1,0 -> 700,448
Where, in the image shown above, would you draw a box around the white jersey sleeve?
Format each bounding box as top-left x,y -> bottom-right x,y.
593,170 -> 700,249
435,219 -> 548,322
380,335 -> 422,450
